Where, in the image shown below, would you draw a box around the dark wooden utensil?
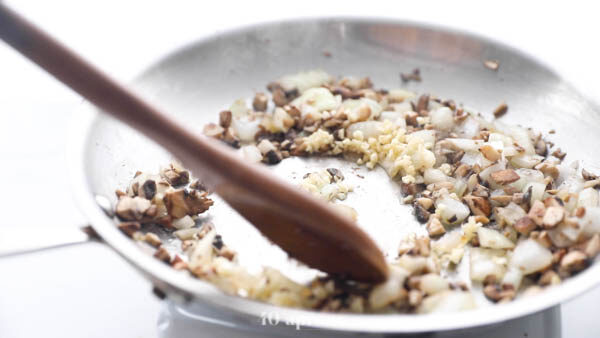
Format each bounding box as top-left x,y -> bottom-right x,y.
0,4 -> 388,282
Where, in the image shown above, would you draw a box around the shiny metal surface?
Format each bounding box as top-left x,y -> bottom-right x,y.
69,18 -> 600,333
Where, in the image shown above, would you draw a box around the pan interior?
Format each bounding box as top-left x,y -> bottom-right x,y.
81,18 -> 600,331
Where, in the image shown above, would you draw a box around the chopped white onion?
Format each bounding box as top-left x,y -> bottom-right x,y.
510,169 -> 544,191
501,264 -> 524,289
445,138 -> 483,152
470,247 -> 507,281
424,168 -> 448,184
341,98 -> 383,120
278,69 -> 333,93
291,87 -> 339,114
523,182 -> 546,205
369,265 -> 409,310
509,239 -> 553,275
417,291 -> 476,314
409,130 -> 436,148
510,154 -> 544,169
232,117 -> 261,142
579,207 -> 600,237
379,111 -> 407,128
455,116 -> 481,138
419,273 -> 450,295
172,215 -> 195,230
496,202 -> 526,226
390,101 -> 413,113
578,187 -> 599,208
347,121 -> 385,140
477,227 -> 515,249
436,197 -> 470,224
430,107 -> 455,131
230,98 -> 249,118
241,145 -> 262,163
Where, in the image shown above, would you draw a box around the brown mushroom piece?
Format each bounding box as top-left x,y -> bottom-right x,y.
163,188 -> 214,219
514,216 -> 537,235
252,92 -> 269,112
160,163 -> 190,186
117,221 -> 141,237
464,195 -> 491,217
542,206 -> 564,229
490,169 -> 520,185
559,251 -> 588,277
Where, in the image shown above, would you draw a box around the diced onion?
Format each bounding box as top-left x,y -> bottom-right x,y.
241,145 -> 262,163
436,197 -> 470,224
470,247 -> 507,281
477,227 -> 515,249
419,273 -> 450,295
347,121 -> 385,140
417,291 -> 476,314
430,107 -> 455,131
232,117 -> 261,142
578,187 -> 599,208
509,239 -> 553,275
172,215 -> 195,229
424,168 -> 448,184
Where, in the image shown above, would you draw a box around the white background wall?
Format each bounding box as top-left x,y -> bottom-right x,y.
0,1 -> 598,337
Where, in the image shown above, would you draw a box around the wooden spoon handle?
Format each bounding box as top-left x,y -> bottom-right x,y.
0,4 -> 389,283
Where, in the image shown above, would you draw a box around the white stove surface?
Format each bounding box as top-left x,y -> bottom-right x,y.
1,1 -> 599,337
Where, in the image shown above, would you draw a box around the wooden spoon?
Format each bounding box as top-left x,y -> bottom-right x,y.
0,4 -> 388,282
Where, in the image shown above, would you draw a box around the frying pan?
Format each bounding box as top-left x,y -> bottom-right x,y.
34,17 -> 600,334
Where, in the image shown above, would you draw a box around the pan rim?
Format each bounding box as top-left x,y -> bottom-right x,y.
69,16 -> 600,333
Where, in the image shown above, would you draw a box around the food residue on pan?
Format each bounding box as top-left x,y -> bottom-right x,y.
111,69 -> 600,314
484,59 -> 500,71
400,68 -> 422,83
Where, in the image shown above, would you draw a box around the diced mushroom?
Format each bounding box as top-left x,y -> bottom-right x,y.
154,246 -> 171,263
163,189 -> 213,219
142,232 -> 162,247
542,206 -> 564,229
528,200 -> 546,225
558,251 -> 588,277
118,221 -> 141,237
426,216 -> 445,237
262,150 -> 283,165
514,216 -> 537,235
203,123 -> 225,137
416,197 -> 433,210
414,203 -> 431,223
252,92 -> 269,111
141,180 -> 157,200
492,103 -> 508,118
464,195 -> 491,217
490,169 -> 520,185
160,163 -> 190,186
219,110 -> 232,128
551,148 -> 566,160
480,145 -> 501,162
483,283 -> 515,302
472,184 -> 490,198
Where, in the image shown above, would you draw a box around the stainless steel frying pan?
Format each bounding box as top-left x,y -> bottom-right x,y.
35,17 -> 600,334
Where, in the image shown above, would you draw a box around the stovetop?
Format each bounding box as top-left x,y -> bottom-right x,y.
158,300 -> 561,338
